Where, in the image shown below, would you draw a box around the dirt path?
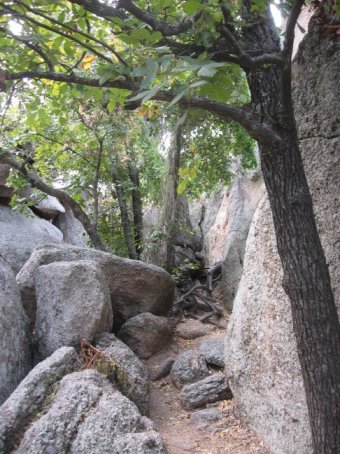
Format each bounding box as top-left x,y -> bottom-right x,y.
147,316 -> 268,454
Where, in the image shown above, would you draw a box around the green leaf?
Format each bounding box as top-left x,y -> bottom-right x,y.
197,62 -> 224,78
99,71 -> 116,86
177,180 -> 187,195
154,46 -> 171,53
142,85 -> 161,102
141,60 -> 158,89
174,111 -> 188,129
128,85 -> 160,102
148,31 -> 162,44
169,90 -> 187,107
129,28 -> 151,42
183,0 -> 202,14
189,80 -> 208,88
160,54 -> 173,71
128,90 -> 152,102
107,100 -> 116,112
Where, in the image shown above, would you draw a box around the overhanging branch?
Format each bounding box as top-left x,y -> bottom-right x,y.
12,0 -> 129,68
5,70 -> 278,142
218,24 -> 283,68
68,0 -> 126,20
117,0 -> 202,36
70,0 -> 201,36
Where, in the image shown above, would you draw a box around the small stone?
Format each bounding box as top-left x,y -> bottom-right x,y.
199,338 -> 225,368
170,350 -> 209,388
176,319 -> 215,340
118,313 -> 174,359
191,408 -> 223,427
180,374 -> 232,410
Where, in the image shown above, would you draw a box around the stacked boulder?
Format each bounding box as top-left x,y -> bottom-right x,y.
0,236 -> 176,452
0,347 -> 166,454
16,242 -> 175,337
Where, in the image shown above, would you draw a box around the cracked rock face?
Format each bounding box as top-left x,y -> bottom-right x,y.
35,260 -> 113,359
0,347 -> 80,453
0,257 -> 31,405
1,353 -> 166,454
95,332 -> 149,414
225,25 -> 339,454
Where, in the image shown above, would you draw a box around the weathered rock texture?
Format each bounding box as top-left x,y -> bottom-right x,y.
34,195 -> 65,220
180,374 -> 232,410
198,174 -> 264,270
175,319 -> 215,339
0,206 -> 63,274
118,312 -> 174,359
16,243 -> 175,330
10,368 -> 166,454
54,203 -> 89,247
0,257 -> 31,405
0,347 -> 80,453
188,173 -> 264,310
35,260 -> 113,358
170,350 -> 209,388
199,338 -> 225,368
95,332 -> 149,414
225,25 -> 339,454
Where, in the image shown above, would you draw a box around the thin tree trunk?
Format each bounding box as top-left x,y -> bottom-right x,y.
128,161 -> 143,258
92,138 -> 103,230
162,125 -> 182,273
111,164 -> 138,259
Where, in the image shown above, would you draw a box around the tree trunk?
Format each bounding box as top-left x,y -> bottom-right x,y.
128,160 -> 143,259
260,132 -> 340,453
244,11 -> 340,452
161,125 -> 182,273
111,165 -> 138,260
92,139 -> 103,230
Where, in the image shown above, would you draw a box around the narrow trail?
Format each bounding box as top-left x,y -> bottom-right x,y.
147,313 -> 269,454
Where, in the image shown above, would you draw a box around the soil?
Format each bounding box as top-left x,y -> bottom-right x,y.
147,313 -> 269,454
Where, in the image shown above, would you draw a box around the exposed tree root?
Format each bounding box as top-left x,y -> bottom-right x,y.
173,261 -> 224,325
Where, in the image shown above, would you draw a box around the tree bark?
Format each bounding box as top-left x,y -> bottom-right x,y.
243,9 -> 340,452
128,161 -> 143,258
93,139 -> 103,229
111,164 -> 138,259
92,138 -> 103,230
260,132 -> 340,453
161,125 -> 182,273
